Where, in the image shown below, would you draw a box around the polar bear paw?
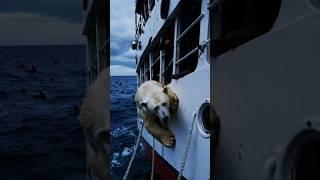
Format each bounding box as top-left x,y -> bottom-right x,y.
160,132 -> 176,148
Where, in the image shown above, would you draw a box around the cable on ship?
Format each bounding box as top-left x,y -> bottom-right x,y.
177,111 -> 197,180
123,121 -> 145,180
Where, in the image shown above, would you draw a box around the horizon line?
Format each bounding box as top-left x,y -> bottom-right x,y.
0,44 -> 86,47
110,75 -> 136,77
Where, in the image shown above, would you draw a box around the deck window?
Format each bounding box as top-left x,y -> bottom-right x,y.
88,28 -> 98,83
151,48 -> 160,82
136,0 -> 150,22
140,63 -> 145,84
174,0 -> 201,79
210,0 -> 281,57
160,25 -> 174,85
144,57 -> 150,81
149,0 -> 155,11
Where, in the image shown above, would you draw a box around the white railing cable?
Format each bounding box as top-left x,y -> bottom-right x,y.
162,58 -> 174,75
151,56 -> 160,67
176,14 -> 204,42
175,39 -> 210,65
175,47 -> 199,65
151,137 -> 155,180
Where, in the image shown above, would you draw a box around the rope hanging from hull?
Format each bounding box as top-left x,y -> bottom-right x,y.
177,111 -> 197,180
123,121 -> 145,180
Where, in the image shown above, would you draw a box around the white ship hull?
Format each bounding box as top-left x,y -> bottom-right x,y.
135,0 -> 211,179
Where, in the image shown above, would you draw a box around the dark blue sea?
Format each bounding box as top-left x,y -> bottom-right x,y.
110,76 -> 151,180
0,45 -> 87,180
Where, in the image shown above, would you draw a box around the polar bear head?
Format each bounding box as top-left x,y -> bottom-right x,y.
139,86 -> 171,124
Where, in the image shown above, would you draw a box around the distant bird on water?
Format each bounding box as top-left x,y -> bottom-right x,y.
33,91 -> 47,100
26,65 -> 37,74
16,63 -> 26,69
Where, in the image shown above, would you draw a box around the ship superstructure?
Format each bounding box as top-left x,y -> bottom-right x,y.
82,0 -> 109,179
134,0 -> 211,179
135,0 -> 320,179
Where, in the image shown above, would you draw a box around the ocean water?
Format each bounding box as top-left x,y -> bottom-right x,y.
110,76 -> 151,180
0,45 -> 87,180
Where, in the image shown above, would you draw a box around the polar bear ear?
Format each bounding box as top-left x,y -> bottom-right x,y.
163,86 -> 168,94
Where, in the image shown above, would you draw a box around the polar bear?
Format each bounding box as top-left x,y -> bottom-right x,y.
79,69 -> 109,179
135,80 -> 179,148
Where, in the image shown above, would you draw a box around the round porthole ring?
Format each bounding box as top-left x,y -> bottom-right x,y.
307,0 -> 320,13
275,119 -> 320,180
196,99 -> 211,138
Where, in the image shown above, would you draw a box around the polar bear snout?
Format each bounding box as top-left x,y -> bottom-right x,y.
156,105 -> 170,129
156,106 -> 169,121
163,116 -> 169,122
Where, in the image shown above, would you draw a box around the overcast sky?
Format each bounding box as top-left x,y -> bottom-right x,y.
0,0 -> 84,45
110,0 -> 136,76
0,0 -> 135,76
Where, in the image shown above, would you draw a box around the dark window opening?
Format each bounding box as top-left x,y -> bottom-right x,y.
151,47 -> 160,82
88,28 -> 98,83
160,24 -> 174,85
140,64 -> 145,83
150,0 -> 155,11
152,61 -> 160,81
174,0 -> 201,79
211,0 -> 281,57
144,58 -> 150,81
136,0 -> 150,22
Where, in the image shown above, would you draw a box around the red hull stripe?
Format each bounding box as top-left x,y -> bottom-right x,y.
141,137 -> 187,180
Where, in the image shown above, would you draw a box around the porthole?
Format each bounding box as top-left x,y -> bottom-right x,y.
197,100 -> 211,138
282,130 -> 320,180
308,0 -> 320,12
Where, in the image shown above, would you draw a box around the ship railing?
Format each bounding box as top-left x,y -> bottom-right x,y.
176,14 -> 204,42
175,47 -> 199,65
151,55 -> 161,78
89,55 -> 98,71
87,55 -> 98,83
144,62 -> 150,80
162,58 -> 173,75
100,38 -> 109,54
207,0 -> 220,10
175,13 -> 204,67
151,55 -> 160,67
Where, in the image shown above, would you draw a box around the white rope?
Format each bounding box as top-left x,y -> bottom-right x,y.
177,112 -> 197,180
123,111 -> 197,180
151,137 -> 155,180
123,121 -> 144,180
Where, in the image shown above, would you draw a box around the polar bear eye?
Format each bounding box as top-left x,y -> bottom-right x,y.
162,103 -> 167,106
154,106 -> 159,111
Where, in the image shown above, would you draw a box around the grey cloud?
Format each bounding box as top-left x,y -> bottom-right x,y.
111,58 -> 136,69
0,0 -> 83,23
110,38 -> 131,56
110,65 -> 136,76
0,12 -> 85,45
110,0 -> 136,75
